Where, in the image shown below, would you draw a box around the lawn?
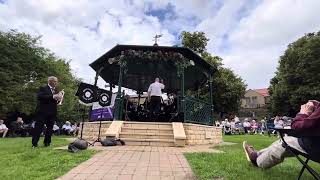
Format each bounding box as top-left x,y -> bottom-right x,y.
185,135 -> 320,180
0,136 -> 96,180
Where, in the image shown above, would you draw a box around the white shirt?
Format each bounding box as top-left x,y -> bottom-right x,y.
0,124 -> 8,130
148,82 -> 164,97
53,124 -> 59,131
243,122 -> 251,128
62,124 -> 72,130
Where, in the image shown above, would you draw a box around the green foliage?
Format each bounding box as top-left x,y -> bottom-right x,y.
0,30 -> 81,122
0,137 -> 95,180
269,31 -> 320,116
185,135 -> 319,180
180,31 -> 209,54
180,31 -> 246,114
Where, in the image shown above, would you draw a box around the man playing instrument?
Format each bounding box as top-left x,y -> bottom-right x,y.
32,76 -> 63,148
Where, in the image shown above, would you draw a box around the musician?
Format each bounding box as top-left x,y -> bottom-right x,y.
32,76 -> 63,148
147,78 -> 165,120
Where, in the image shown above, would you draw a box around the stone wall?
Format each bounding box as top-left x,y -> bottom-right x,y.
78,121 -> 112,140
183,123 -> 222,145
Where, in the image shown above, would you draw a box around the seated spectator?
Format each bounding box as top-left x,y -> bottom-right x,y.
259,119 -> 266,135
53,122 -> 60,135
10,117 -> 27,137
251,120 -> 258,134
224,119 -> 232,135
71,123 -> 79,136
215,121 -> 221,127
243,119 -> 251,134
230,120 -> 236,134
243,100 -> 320,168
274,116 -> 284,129
234,120 -> 244,135
0,119 -> 8,138
62,121 -> 73,135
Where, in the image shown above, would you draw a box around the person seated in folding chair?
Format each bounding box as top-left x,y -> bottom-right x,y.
243,100 -> 320,169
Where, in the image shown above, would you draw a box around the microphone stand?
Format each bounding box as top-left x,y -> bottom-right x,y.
90,115 -> 103,146
78,105 -> 93,146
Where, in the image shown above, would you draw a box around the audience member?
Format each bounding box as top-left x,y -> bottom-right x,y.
10,117 -> 28,137
251,120 -> 258,134
243,100 -> 320,168
259,119 -> 266,135
53,122 -> 60,135
243,119 -> 251,134
0,119 -> 8,138
71,123 -> 79,136
274,116 -> 284,128
62,121 -> 73,135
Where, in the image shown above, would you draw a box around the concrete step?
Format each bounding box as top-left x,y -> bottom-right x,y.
121,138 -> 175,146
121,127 -> 173,134
119,132 -> 174,139
123,122 -> 172,129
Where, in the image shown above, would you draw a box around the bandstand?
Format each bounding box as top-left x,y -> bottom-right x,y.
80,44 -> 222,147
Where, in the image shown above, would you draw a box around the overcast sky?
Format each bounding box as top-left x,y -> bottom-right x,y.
1,0 -> 320,89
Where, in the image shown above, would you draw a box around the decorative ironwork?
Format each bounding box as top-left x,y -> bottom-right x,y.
184,96 -> 213,125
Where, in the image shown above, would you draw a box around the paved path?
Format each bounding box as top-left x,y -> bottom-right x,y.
57,145 -> 221,180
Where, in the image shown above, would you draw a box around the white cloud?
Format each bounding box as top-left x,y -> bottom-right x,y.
221,0 -> 320,88
0,0 -> 175,86
1,0 -> 319,90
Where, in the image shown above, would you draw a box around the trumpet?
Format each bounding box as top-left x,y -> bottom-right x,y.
58,89 -> 65,105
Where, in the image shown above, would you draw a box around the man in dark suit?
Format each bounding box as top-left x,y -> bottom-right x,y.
32,76 -> 63,148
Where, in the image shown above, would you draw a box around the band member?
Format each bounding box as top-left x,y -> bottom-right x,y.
147,78 -> 165,120
32,76 -> 63,148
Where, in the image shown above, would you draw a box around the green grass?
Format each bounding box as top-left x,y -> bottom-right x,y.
0,136 -> 96,180
185,135 -> 320,180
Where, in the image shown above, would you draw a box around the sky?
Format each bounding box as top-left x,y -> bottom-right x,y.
1,0 -> 320,89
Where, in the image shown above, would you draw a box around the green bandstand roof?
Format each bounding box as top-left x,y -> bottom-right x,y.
90,44 -> 215,92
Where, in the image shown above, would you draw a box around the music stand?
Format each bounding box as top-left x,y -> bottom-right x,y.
89,88 -> 112,146
78,105 -> 94,146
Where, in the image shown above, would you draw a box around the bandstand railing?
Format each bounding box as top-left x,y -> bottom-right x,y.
184,96 -> 213,126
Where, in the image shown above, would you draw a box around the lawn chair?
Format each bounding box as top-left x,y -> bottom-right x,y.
273,128 -> 320,180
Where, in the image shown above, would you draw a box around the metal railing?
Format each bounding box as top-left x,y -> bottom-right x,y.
184,96 -> 213,126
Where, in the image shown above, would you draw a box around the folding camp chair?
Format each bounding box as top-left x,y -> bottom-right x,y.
273,128 -> 320,180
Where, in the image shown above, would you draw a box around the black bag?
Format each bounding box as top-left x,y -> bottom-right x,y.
68,139 -> 88,153
68,143 -> 79,153
101,138 -> 125,146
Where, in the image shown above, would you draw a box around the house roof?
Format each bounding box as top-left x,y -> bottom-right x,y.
253,88 -> 269,97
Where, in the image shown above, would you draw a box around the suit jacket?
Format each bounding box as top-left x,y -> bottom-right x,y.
35,85 -> 58,116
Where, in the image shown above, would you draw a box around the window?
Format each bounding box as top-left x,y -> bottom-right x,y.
245,97 -> 250,105
252,96 -> 257,103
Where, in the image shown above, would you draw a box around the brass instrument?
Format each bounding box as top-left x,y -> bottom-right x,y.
58,89 -> 65,105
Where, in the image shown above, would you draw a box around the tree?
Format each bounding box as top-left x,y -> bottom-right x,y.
180,31 -> 209,54
180,31 -> 246,114
0,30 -> 80,123
269,31 -> 320,116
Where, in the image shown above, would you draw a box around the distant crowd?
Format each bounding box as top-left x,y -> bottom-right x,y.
215,116 -> 292,136
0,117 -> 79,138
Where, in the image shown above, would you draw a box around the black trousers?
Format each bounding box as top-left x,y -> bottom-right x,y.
150,96 -> 161,120
32,114 -> 55,146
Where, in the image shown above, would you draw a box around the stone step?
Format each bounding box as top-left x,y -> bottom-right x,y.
121,127 -> 173,134
120,132 -> 174,136
121,138 -> 175,147
119,132 -> 174,139
123,122 -> 172,129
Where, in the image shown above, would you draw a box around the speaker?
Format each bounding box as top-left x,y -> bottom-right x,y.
97,88 -> 112,107
75,82 -> 98,105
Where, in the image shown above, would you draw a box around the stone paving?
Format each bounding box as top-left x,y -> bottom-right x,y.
57,145 -> 222,180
